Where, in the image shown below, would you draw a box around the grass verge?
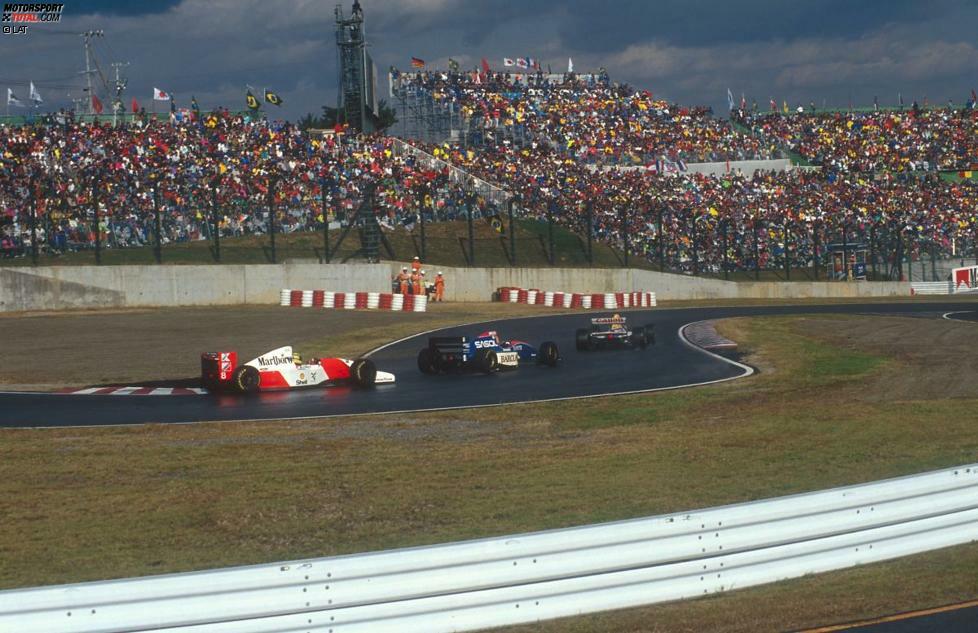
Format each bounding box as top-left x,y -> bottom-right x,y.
1,313 -> 977,632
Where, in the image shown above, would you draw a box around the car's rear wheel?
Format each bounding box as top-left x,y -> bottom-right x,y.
475,348 -> 498,374
351,358 -> 377,387
539,341 -> 559,366
417,347 -> 439,375
632,327 -> 648,349
575,328 -> 591,351
232,365 -> 260,393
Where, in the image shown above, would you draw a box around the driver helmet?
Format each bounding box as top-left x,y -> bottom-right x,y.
292,352 -> 302,364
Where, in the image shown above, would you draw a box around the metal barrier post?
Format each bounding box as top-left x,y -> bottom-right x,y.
153,186 -> 162,264
784,222 -> 790,281
92,176 -> 101,265
210,182 -> 221,263
466,196 -> 474,266
753,218 -> 761,280
658,206 -> 665,271
721,218 -> 729,280
813,220 -> 820,280
842,222 -> 849,280
29,176 -> 38,265
268,177 -> 277,264
585,201 -> 593,265
690,210 -> 698,276
321,176 -> 331,263
547,200 -> 555,265
508,197 -> 516,266
419,184 -> 427,262
619,204 -> 628,267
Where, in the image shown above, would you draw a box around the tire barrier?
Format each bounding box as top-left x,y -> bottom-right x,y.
7,464 -> 976,633
498,287 -> 656,309
279,289 -> 428,312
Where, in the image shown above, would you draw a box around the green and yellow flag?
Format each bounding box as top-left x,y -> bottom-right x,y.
246,90 -> 260,110
264,89 -> 283,106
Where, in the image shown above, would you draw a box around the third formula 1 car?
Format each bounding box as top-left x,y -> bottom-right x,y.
418,330 -> 559,374
201,346 -> 394,393
575,314 -> 655,351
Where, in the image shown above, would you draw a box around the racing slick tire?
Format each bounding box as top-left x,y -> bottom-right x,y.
475,348 -> 498,374
232,365 -> 260,394
417,347 -> 439,375
539,341 -> 560,366
631,326 -> 648,350
351,358 -> 377,387
575,328 -> 592,351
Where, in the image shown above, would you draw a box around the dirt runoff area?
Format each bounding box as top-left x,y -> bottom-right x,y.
0,302 -> 564,391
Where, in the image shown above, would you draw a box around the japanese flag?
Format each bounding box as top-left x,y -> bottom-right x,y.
153,87 -> 170,101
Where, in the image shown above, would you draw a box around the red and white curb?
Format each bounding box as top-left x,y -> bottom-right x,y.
496,287 -> 656,309
280,289 -> 428,312
57,386 -> 208,396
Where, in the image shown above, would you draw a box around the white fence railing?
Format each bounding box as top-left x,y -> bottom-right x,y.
389,138 -> 513,208
2,464 -> 977,632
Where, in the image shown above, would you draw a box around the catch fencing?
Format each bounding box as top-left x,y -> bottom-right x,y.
2,463 -> 977,633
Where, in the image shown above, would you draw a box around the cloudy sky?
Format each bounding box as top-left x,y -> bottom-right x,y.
2,0 -> 977,121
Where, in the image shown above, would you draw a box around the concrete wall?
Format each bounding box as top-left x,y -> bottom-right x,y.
0,262 -> 910,313
0,262 -> 391,312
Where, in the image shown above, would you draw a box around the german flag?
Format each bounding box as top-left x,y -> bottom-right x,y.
264,89 -> 283,106
410,57 -> 425,68
245,90 -> 259,110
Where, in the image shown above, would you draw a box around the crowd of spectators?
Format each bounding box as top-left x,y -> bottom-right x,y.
0,110 -> 493,258
2,73 -> 976,275
393,70 -> 782,164
733,105 -> 978,173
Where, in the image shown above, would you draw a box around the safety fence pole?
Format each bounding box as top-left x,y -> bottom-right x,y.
547,200 -> 556,265
419,185 -> 427,262
657,206 -> 665,271
268,177 -> 277,264
813,220 -> 820,280
783,222 -> 790,281
153,186 -> 163,264
466,196 -> 474,266
321,176 -> 331,263
29,176 -> 38,265
211,182 -> 221,263
92,176 -> 101,265
690,210 -> 699,276
508,198 -> 516,266
721,218 -> 729,280
586,201 -> 593,265
619,205 -> 629,267
753,218 -> 761,280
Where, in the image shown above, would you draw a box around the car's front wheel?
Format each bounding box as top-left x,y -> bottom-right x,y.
539,341 -> 560,366
631,327 -> 648,350
575,328 -> 591,351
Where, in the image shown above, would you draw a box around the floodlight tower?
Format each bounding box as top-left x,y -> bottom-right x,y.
335,0 -> 379,133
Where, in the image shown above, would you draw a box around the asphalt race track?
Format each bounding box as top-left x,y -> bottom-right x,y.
1,301 -> 975,429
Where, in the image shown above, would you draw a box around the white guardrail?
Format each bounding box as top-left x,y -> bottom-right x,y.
2,464 -> 978,632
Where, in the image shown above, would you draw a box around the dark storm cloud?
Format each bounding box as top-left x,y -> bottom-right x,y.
2,0 -> 976,122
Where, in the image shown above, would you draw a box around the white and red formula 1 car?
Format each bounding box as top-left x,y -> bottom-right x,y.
201,346 -> 394,393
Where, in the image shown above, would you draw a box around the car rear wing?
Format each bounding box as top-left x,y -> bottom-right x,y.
591,317 -> 626,325
428,336 -> 468,358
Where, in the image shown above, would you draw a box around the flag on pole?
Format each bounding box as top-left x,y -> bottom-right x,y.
170,96 -> 176,113
567,57 -> 574,73
7,88 -> 25,107
447,58 -> 460,72
131,97 -> 139,113
153,87 -> 170,101
92,94 -> 104,114
410,57 -> 425,68
481,57 -> 490,74
29,82 -> 42,105
264,89 -> 283,106
727,88 -> 735,111
782,100 -> 788,113
245,89 -> 260,110
503,58 -> 515,67
898,92 -> 904,107
516,57 -> 528,69
191,95 -> 200,114
769,98 -> 777,111
740,92 -> 746,110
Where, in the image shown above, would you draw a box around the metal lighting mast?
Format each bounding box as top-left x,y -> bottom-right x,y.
335,1 -> 378,133
111,61 -> 129,126
80,30 -> 104,114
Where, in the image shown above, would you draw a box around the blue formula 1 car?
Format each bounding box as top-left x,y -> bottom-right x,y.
417,330 -> 560,374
